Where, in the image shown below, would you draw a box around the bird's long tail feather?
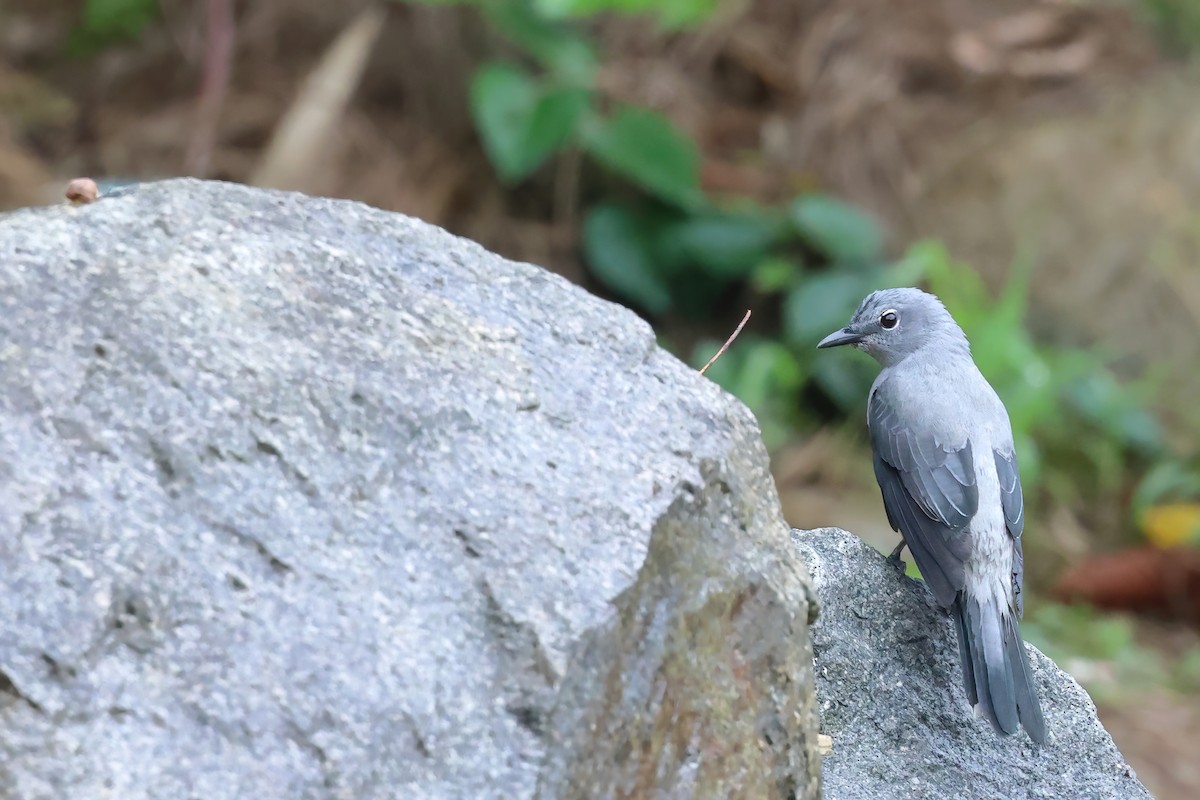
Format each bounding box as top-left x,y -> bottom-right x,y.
953,594 -> 1046,743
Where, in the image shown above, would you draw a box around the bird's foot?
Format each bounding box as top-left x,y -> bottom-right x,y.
886,541 -> 907,573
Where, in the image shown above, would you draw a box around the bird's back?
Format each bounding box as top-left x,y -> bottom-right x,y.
870,351 -> 1011,455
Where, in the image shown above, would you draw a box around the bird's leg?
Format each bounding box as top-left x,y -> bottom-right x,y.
886,540 -> 907,572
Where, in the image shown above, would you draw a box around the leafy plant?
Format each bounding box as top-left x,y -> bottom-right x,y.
419,0 -> 1184,543
432,0 -> 712,200
437,0 -> 893,335
691,214 -> 920,447
697,234 -> 1174,527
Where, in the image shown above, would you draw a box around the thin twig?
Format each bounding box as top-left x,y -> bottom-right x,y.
699,309 -> 752,376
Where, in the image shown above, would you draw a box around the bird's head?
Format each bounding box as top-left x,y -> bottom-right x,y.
816,287 -> 969,367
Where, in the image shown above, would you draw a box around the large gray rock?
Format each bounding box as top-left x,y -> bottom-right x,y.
0,179 -> 821,799
794,528 -> 1150,800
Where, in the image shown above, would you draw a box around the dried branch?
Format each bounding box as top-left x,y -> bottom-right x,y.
699,309 -> 752,376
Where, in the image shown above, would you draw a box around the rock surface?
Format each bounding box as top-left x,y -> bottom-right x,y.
794,527 -> 1151,800
0,179 -> 820,799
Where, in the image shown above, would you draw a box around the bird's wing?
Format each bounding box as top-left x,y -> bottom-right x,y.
993,449 -> 1024,537
993,449 -> 1026,616
869,388 -> 978,608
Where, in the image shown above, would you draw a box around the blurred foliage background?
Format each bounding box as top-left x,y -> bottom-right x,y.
3,0 -> 1200,794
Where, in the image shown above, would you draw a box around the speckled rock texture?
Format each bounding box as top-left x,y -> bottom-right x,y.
0,179 -> 820,799
794,527 -> 1151,800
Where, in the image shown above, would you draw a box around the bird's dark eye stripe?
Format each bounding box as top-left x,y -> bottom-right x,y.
880,310 -> 899,329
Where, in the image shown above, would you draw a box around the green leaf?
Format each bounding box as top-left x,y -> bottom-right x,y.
470,64 -> 589,182
994,247 -> 1035,330
521,87 -> 591,169
734,340 -> 803,410
484,2 -> 597,84
664,212 -> 783,279
790,194 -> 883,265
912,241 -> 991,329
1066,371 -> 1165,455
811,357 -> 875,412
752,256 -> 801,293
782,270 -> 880,347
470,65 -> 537,179
583,203 -> 673,313
1131,460 -> 1200,516
881,245 -> 931,287
581,107 -> 702,208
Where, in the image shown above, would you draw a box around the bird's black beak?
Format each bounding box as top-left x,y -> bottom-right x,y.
816,326 -> 864,349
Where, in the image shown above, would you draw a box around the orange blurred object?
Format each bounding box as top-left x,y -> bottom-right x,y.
1054,547 -> 1200,624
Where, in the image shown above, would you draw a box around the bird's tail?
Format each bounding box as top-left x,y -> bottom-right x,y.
953,594 -> 1047,743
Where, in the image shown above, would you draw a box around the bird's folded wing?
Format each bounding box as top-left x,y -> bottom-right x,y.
994,449 -> 1026,615
993,449 -> 1024,537
869,391 -> 978,608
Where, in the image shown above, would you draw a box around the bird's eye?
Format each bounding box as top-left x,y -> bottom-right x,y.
880,310 -> 899,330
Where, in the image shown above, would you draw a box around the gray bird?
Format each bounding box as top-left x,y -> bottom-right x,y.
817,287 -> 1047,743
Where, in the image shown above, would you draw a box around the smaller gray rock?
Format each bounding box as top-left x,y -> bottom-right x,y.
793,528 -> 1149,800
